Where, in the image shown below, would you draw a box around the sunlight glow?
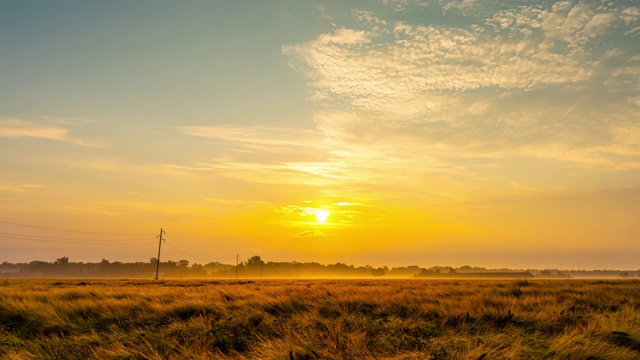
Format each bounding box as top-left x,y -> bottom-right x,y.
315,209 -> 330,224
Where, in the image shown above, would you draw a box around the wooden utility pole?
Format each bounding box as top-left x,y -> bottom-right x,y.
155,228 -> 165,280
236,254 -> 239,281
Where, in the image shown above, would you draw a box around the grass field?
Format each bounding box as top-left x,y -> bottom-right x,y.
0,279 -> 639,359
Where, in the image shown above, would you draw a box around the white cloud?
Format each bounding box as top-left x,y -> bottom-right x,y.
282,1 -> 640,174
353,10 -> 387,26
621,6 -> 640,26
0,118 -> 100,147
175,123 -> 468,196
285,7 -> 603,105
172,2 -> 638,205
175,125 -> 342,186
179,125 -> 326,150
440,0 -> 478,14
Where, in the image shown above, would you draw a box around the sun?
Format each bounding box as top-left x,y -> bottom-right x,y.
315,209 -> 330,224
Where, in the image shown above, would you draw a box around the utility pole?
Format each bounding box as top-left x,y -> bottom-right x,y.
155,228 -> 165,280
236,254 -> 239,281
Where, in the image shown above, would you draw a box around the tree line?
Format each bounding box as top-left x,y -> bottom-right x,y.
0,256 -> 637,279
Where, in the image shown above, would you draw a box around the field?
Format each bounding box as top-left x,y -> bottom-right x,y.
0,279 -> 639,359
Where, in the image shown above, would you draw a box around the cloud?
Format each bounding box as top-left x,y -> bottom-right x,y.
296,229 -> 323,238
202,198 -> 273,207
92,201 -> 219,219
179,125 -> 326,150
275,205 -> 324,218
440,0 -> 479,14
0,118 -> 101,147
334,201 -> 366,207
621,6 -> 640,26
353,10 -> 387,26
172,2 -> 638,207
175,122 -> 475,196
0,183 -> 43,192
285,3 -> 617,98
282,1 -> 640,173
177,125 -> 384,186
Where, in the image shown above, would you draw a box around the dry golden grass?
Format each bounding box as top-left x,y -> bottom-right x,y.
0,279 -> 639,359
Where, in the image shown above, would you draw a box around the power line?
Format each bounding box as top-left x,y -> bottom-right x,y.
0,219 -> 152,237
164,237 -> 217,263
165,237 -> 206,257
0,234 -> 155,246
164,242 -> 211,263
0,231 -> 153,243
0,221 -> 216,263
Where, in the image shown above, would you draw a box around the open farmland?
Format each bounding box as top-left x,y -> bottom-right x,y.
0,279 -> 639,359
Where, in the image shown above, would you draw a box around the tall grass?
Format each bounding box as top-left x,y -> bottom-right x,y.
0,279 -> 639,359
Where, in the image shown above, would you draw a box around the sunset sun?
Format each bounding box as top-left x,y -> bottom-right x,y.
315,209 -> 330,224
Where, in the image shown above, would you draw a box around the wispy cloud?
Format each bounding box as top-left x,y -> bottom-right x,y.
175,124 -> 470,195
0,183 -> 43,192
0,118 -> 101,147
282,1 -> 640,173
176,125 -> 347,185
179,125 -> 326,150
174,1 -> 639,208
296,229 -> 323,238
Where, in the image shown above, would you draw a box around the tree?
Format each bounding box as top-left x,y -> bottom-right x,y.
415,269 -> 435,277
245,256 -> 265,278
247,256 -> 265,267
371,267 -> 385,277
540,270 -> 552,277
55,256 -> 69,265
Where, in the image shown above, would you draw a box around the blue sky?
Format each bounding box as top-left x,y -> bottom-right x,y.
1,1 -> 639,269
1,1 -> 320,124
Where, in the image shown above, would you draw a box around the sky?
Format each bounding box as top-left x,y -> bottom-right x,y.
1,0 -> 639,270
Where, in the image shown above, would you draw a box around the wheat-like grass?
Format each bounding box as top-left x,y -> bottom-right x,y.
0,279 -> 638,359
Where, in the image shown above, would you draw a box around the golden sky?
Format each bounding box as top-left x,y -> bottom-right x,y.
1,1 -> 639,269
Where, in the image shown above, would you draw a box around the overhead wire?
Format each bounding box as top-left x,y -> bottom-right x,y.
0,231 -> 153,243
0,219 -> 217,261
0,219 -> 153,237
165,237 -> 206,256
0,219 -> 155,246
163,241 -> 211,263
163,236 -> 219,263
0,234 -> 156,246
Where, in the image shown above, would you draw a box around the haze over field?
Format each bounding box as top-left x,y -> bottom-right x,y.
1,1 -> 639,269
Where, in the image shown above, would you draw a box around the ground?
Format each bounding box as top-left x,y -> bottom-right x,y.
0,279 -> 639,359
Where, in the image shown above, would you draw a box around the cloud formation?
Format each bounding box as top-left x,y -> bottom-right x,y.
176,1 -> 639,209
0,118 -> 100,147
283,0 -> 640,173
0,183 -> 42,192
175,125 -> 343,186
296,229 -> 323,238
